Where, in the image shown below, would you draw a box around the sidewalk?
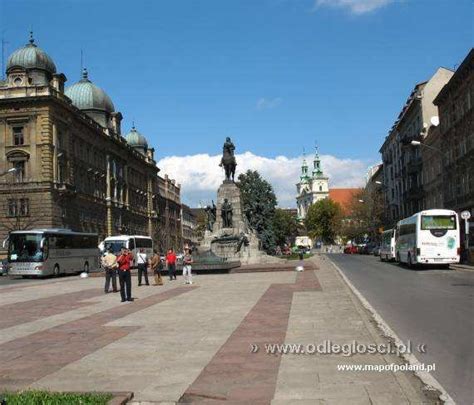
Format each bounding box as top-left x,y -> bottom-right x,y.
451,263 -> 474,271
0,257 -> 437,404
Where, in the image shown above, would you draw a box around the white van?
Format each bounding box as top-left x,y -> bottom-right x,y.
99,235 -> 153,268
380,228 -> 396,262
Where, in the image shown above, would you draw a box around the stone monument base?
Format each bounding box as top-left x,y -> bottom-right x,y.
201,181 -> 283,265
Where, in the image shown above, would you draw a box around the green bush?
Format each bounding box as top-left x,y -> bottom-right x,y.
0,390 -> 112,405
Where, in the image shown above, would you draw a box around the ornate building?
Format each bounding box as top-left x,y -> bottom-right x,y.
296,148 -> 329,219
0,34 -> 160,249
379,67 -> 454,225
157,174 -> 182,252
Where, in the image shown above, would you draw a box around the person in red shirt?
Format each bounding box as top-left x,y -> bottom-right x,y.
116,247 -> 134,302
166,248 -> 177,281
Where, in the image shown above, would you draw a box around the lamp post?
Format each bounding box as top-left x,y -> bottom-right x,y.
0,167 -> 17,177
410,140 -> 442,154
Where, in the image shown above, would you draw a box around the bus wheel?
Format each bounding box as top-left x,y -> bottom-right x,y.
83,262 -> 89,273
53,264 -> 60,277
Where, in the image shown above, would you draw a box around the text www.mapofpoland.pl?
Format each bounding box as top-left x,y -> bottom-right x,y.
337,363 -> 436,373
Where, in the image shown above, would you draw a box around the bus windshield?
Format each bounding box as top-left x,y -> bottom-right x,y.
103,240 -> 127,254
421,215 -> 457,230
8,233 -> 45,262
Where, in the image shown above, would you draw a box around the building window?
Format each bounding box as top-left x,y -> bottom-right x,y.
7,199 -> 17,217
7,198 -> 29,217
19,199 -> 29,216
14,161 -> 25,182
13,127 -> 24,146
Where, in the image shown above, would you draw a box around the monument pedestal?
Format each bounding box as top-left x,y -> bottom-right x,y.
201,181 -> 281,264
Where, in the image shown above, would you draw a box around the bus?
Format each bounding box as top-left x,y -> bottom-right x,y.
380,228 -> 396,262
99,235 -> 153,268
5,229 -> 99,277
396,209 -> 460,267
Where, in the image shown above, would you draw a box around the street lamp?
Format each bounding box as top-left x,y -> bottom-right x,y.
0,167 -> 17,177
410,140 -> 442,153
358,199 -> 365,203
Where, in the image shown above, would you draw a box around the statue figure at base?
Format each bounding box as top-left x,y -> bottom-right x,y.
219,137 -> 237,182
221,198 -> 233,228
205,201 -> 217,232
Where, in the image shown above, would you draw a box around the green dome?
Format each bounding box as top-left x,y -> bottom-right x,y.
65,68 -> 115,113
125,126 -> 148,150
7,35 -> 56,74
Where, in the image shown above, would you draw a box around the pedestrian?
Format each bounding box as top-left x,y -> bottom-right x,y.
117,247 -> 133,302
182,248 -> 193,284
150,250 -> 164,286
101,249 -> 118,294
166,248 -> 177,280
137,248 -> 149,286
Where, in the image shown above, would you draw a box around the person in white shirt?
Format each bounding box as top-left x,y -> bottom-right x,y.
137,248 -> 149,286
182,248 -> 193,285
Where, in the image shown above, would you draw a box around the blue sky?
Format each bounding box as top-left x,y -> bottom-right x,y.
1,0 -> 472,206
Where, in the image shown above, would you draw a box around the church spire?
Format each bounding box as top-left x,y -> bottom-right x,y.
300,149 -> 310,183
312,144 -> 323,177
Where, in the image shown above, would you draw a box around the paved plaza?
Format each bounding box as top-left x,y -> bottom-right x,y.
0,256 -> 436,404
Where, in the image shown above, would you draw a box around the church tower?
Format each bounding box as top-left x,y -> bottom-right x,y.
296,146 -> 329,219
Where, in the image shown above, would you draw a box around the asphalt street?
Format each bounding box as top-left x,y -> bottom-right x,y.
327,253 -> 474,405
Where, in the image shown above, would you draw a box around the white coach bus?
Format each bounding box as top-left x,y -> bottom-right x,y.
5,229 -> 99,277
396,209 -> 460,267
99,235 -> 153,268
380,228 -> 396,262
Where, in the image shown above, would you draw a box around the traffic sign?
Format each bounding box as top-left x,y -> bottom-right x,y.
461,210 -> 471,220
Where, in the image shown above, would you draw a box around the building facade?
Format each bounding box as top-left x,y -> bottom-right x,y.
421,125 -> 443,209
0,35 -> 160,250
157,174 -> 182,252
296,148 -> 329,219
380,67 -> 454,225
181,203 -> 197,247
433,49 -> 474,218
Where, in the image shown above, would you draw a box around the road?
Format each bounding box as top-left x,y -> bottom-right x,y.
327,253 -> 474,405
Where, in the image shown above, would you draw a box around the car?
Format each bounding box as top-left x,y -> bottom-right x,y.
361,242 -> 378,255
0,259 -> 8,276
373,245 -> 381,256
344,245 -> 357,254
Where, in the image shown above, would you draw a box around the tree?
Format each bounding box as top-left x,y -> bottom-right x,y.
341,187 -> 385,242
273,208 -> 299,247
305,199 -> 342,243
237,170 -> 277,253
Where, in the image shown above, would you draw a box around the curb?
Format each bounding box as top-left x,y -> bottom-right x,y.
451,264 -> 474,272
108,391 -> 134,405
324,255 -> 455,405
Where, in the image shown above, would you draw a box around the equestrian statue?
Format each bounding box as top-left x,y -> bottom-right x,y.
219,137 -> 237,182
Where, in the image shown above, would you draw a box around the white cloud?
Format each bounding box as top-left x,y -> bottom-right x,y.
314,0 -> 394,14
256,97 -> 283,110
157,152 -> 368,208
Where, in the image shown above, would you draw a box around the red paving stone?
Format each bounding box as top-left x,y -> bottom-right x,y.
179,269 -> 321,404
0,288 -> 103,330
0,285 -> 198,390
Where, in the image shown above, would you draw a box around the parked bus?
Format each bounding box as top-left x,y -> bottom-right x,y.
380,228 -> 396,262
5,229 -> 99,277
396,209 -> 460,267
99,235 -> 153,268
